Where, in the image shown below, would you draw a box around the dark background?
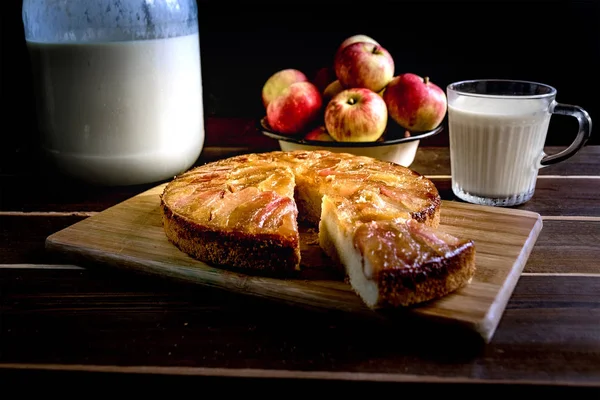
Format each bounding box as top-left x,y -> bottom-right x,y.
2,0 -> 599,159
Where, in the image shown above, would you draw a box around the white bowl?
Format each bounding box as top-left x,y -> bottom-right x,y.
258,118 -> 442,168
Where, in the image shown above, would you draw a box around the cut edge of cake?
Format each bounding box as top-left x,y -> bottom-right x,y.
319,195 -> 476,309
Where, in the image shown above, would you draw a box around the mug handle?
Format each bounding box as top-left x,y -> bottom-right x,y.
540,102 -> 593,166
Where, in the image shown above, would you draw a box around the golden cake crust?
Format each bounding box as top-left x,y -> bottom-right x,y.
377,244 -> 476,307
161,203 -> 301,273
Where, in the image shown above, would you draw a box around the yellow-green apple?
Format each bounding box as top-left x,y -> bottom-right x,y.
323,80 -> 344,104
383,73 -> 447,132
304,126 -> 334,141
324,88 -> 388,142
266,82 -> 323,135
334,42 -> 394,93
335,34 -> 380,61
312,67 -> 336,93
262,69 -> 308,109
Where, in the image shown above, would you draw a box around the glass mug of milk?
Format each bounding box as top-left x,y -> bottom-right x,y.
447,79 -> 592,207
22,0 -> 204,185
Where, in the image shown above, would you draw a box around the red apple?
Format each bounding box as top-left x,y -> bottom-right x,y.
335,34 -> 380,61
383,73 -> 447,132
323,80 -> 344,104
262,69 -> 308,109
324,88 -> 388,142
304,126 -> 334,141
266,82 -> 323,135
334,42 -> 394,93
312,67 -> 336,93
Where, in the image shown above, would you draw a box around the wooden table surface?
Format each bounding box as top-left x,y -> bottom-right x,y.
1,121 -> 599,392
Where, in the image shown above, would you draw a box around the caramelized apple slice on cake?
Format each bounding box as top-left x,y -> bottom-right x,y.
352,219 -> 475,308
161,160 -> 301,273
319,194 -> 475,308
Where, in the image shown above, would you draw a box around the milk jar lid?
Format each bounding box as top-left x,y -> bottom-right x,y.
22,0 -> 199,43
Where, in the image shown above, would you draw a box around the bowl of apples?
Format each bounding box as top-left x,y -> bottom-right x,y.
259,34 -> 446,167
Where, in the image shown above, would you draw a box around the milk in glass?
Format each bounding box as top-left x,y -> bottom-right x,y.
448,96 -> 551,204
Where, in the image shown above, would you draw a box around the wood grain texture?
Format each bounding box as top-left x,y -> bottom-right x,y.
0,174 -> 160,213
0,216 -> 86,264
430,178 -> 600,217
2,146 -> 598,214
525,220 -> 600,274
1,266 -> 598,386
44,184 -> 543,342
409,145 -> 600,177
0,117 -> 278,176
519,178 -> 600,216
2,217 -> 599,275
0,373 -> 595,396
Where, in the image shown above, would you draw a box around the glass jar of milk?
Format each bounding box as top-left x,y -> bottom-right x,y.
22,0 -> 204,185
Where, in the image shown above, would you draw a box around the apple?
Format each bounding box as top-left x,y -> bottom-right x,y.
312,66 -> 336,93
335,34 -> 380,61
266,81 -> 323,135
324,88 -> 388,142
383,73 -> 447,132
334,42 -> 395,93
262,69 -> 308,109
323,80 -> 344,103
304,126 -> 334,141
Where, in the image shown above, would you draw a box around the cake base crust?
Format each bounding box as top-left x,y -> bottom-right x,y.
162,203 -> 301,274
375,244 -> 476,308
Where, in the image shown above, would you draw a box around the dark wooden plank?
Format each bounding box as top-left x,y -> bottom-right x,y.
0,266 -> 598,386
0,117 -> 279,176
410,145 -> 600,177
512,178 -> 600,217
526,220 -> 600,274
203,117 -> 280,150
2,217 -> 599,276
5,113 -> 598,178
432,178 -> 600,217
2,165 -> 599,216
531,145 -> 600,176
2,371 -> 597,396
0,147 -> 264,213
0,175 -> 158,212
2,146 -> 598,213
0,216 -> 86,264
409,146 -> 452,176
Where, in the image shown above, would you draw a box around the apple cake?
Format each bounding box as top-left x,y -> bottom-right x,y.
160,150 -> 476,308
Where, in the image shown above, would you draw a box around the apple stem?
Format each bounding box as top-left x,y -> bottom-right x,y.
424,76 -> 430,84
372,45 -> 379,54
347,97 -> 356,105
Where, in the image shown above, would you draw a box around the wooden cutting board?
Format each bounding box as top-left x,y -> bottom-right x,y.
45,183 -> 543,343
